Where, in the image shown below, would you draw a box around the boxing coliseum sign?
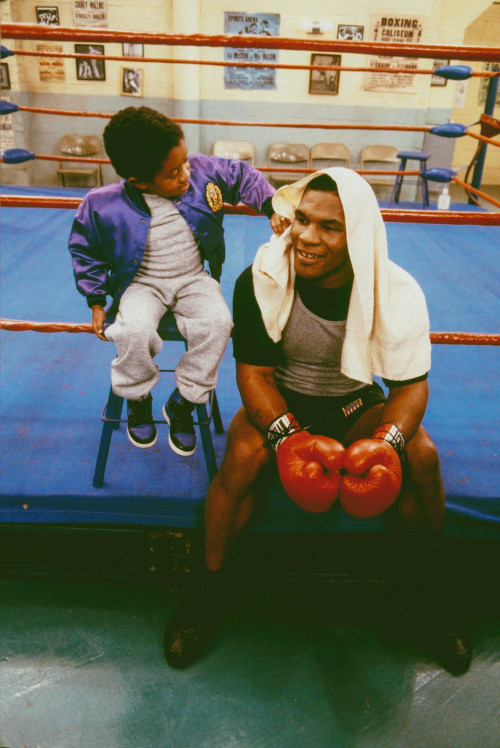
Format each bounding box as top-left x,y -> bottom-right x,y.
365,14 -> 427,92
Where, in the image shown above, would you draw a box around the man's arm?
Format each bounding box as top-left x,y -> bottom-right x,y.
377,378 -> 429,444
236,362 -> 288,434
339,378 -> 429,517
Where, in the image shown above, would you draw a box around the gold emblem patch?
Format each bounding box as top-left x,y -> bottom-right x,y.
205,182 -> 223,212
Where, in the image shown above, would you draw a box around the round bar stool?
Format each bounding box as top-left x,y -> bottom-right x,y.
389,151 -> 430,208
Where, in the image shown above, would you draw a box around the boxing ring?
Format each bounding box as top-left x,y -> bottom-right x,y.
1,25 -> 499,546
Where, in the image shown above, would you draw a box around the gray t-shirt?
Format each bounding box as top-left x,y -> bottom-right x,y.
275,294 -> 366,396
138,193 -> 202,278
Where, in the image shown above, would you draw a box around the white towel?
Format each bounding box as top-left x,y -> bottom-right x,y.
252,167 -> 431,384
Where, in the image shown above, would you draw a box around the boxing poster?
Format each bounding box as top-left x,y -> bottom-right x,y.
72,0 -> 108,28
478,63 -> 500,105
223,12 -> 280,90
0,102 -> 15,149
37,44 -> 65,82
364,13 -> 427,92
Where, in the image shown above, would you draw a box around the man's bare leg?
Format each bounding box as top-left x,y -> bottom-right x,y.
164,408 -> 272,668
343,404 -> 470,674
204,407 -> 272,571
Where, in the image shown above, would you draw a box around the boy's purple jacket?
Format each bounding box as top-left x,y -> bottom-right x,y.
68,153 -> 275,316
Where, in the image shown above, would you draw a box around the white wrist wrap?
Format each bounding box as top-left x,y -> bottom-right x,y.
265,412 -> 302,452
373,422 -> 406,455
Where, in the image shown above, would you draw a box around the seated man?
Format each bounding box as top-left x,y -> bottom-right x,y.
163,168 -> 472,676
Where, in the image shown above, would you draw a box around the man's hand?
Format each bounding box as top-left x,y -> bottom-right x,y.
91,305 -> 108,341
339,438 -> 402,518
270,212 -> 291,236
277,430 -> 345,513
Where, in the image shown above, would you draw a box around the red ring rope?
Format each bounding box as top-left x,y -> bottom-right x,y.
1,319 -> 497,345
11,49 -> 499,77
3,195 -> 500,225
11,106 -> 500,154
14,105 -> 434,132
451,178 -> 500,209
2,24 -> 499,63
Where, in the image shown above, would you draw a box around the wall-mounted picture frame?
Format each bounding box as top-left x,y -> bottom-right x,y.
121,67 -> 143,97
75,44 -> 106,81
0,62 -> 11,90
431,59 -> 450,86
337,24 -> 364,41
309,54 -> 341,95
36,6 -> 60,25
122,43 -> 144,58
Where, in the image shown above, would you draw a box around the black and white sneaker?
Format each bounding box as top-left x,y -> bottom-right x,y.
127,394 -> 157,448
163,387 -> 196,456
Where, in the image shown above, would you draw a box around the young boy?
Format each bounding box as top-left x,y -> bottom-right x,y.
69,106 -> 282,456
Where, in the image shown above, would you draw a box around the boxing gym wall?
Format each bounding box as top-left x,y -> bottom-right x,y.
2,0 -> 499,187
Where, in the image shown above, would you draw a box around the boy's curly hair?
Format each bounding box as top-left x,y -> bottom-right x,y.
103,106 -> 184,182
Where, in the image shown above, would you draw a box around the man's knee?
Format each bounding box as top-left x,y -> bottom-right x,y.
220,408 -> 272,484
407,428 -> 441,482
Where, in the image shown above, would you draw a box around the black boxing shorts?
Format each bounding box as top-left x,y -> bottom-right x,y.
277,382 -> 386,442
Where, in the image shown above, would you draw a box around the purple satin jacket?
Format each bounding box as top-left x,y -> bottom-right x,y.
68,153 -> 274,315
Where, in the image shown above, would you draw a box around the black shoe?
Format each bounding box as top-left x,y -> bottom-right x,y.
127,394 -> 157,448
162,387 -> 196,456
164,593 -> 225,668
426,627 -> 472,676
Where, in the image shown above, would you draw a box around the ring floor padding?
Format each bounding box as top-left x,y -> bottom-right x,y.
1,185 -> 499,538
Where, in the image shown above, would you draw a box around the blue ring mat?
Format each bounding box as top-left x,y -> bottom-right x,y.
0,185 -> 498,538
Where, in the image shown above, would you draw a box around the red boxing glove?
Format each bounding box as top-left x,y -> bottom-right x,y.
339,424 -> 403,518
272,416 -> 345,513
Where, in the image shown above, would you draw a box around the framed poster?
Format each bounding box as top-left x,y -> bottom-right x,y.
223,12 -> 280,90
75,44 -> 105,80
309,54 -> 341,95
122,43 -> 144,58
337,25 -> 364,41
365,14 -> 426,92
478,62 -> 500,105
36,6 -> 60,25
37,44 -> 65,81
0,105 -> 15,149
0,62 -> 11,90
72,0 -> 107,28
431,60 -> 450,87
121,67 -> 143,97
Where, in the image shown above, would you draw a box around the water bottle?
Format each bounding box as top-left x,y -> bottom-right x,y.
437,185 -> 450,210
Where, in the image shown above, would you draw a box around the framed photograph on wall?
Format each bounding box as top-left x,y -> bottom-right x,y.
75,44 -> 106,81
122,43 -> 144,58
309,54 -> 341,95
337,24 -> 364,41
431,59 -> 450,86
36,6 -> 60,25
0,63 -> 11,90
121,67 -> 143,97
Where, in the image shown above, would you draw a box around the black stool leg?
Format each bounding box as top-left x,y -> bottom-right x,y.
421,173 -> 430,208
93,388 -> 124,488
390,157 -> 406,206
195,402 -> 218,481
211,390 -> 224,434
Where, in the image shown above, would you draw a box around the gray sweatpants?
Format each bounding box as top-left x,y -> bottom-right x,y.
104,270 -> 233,404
